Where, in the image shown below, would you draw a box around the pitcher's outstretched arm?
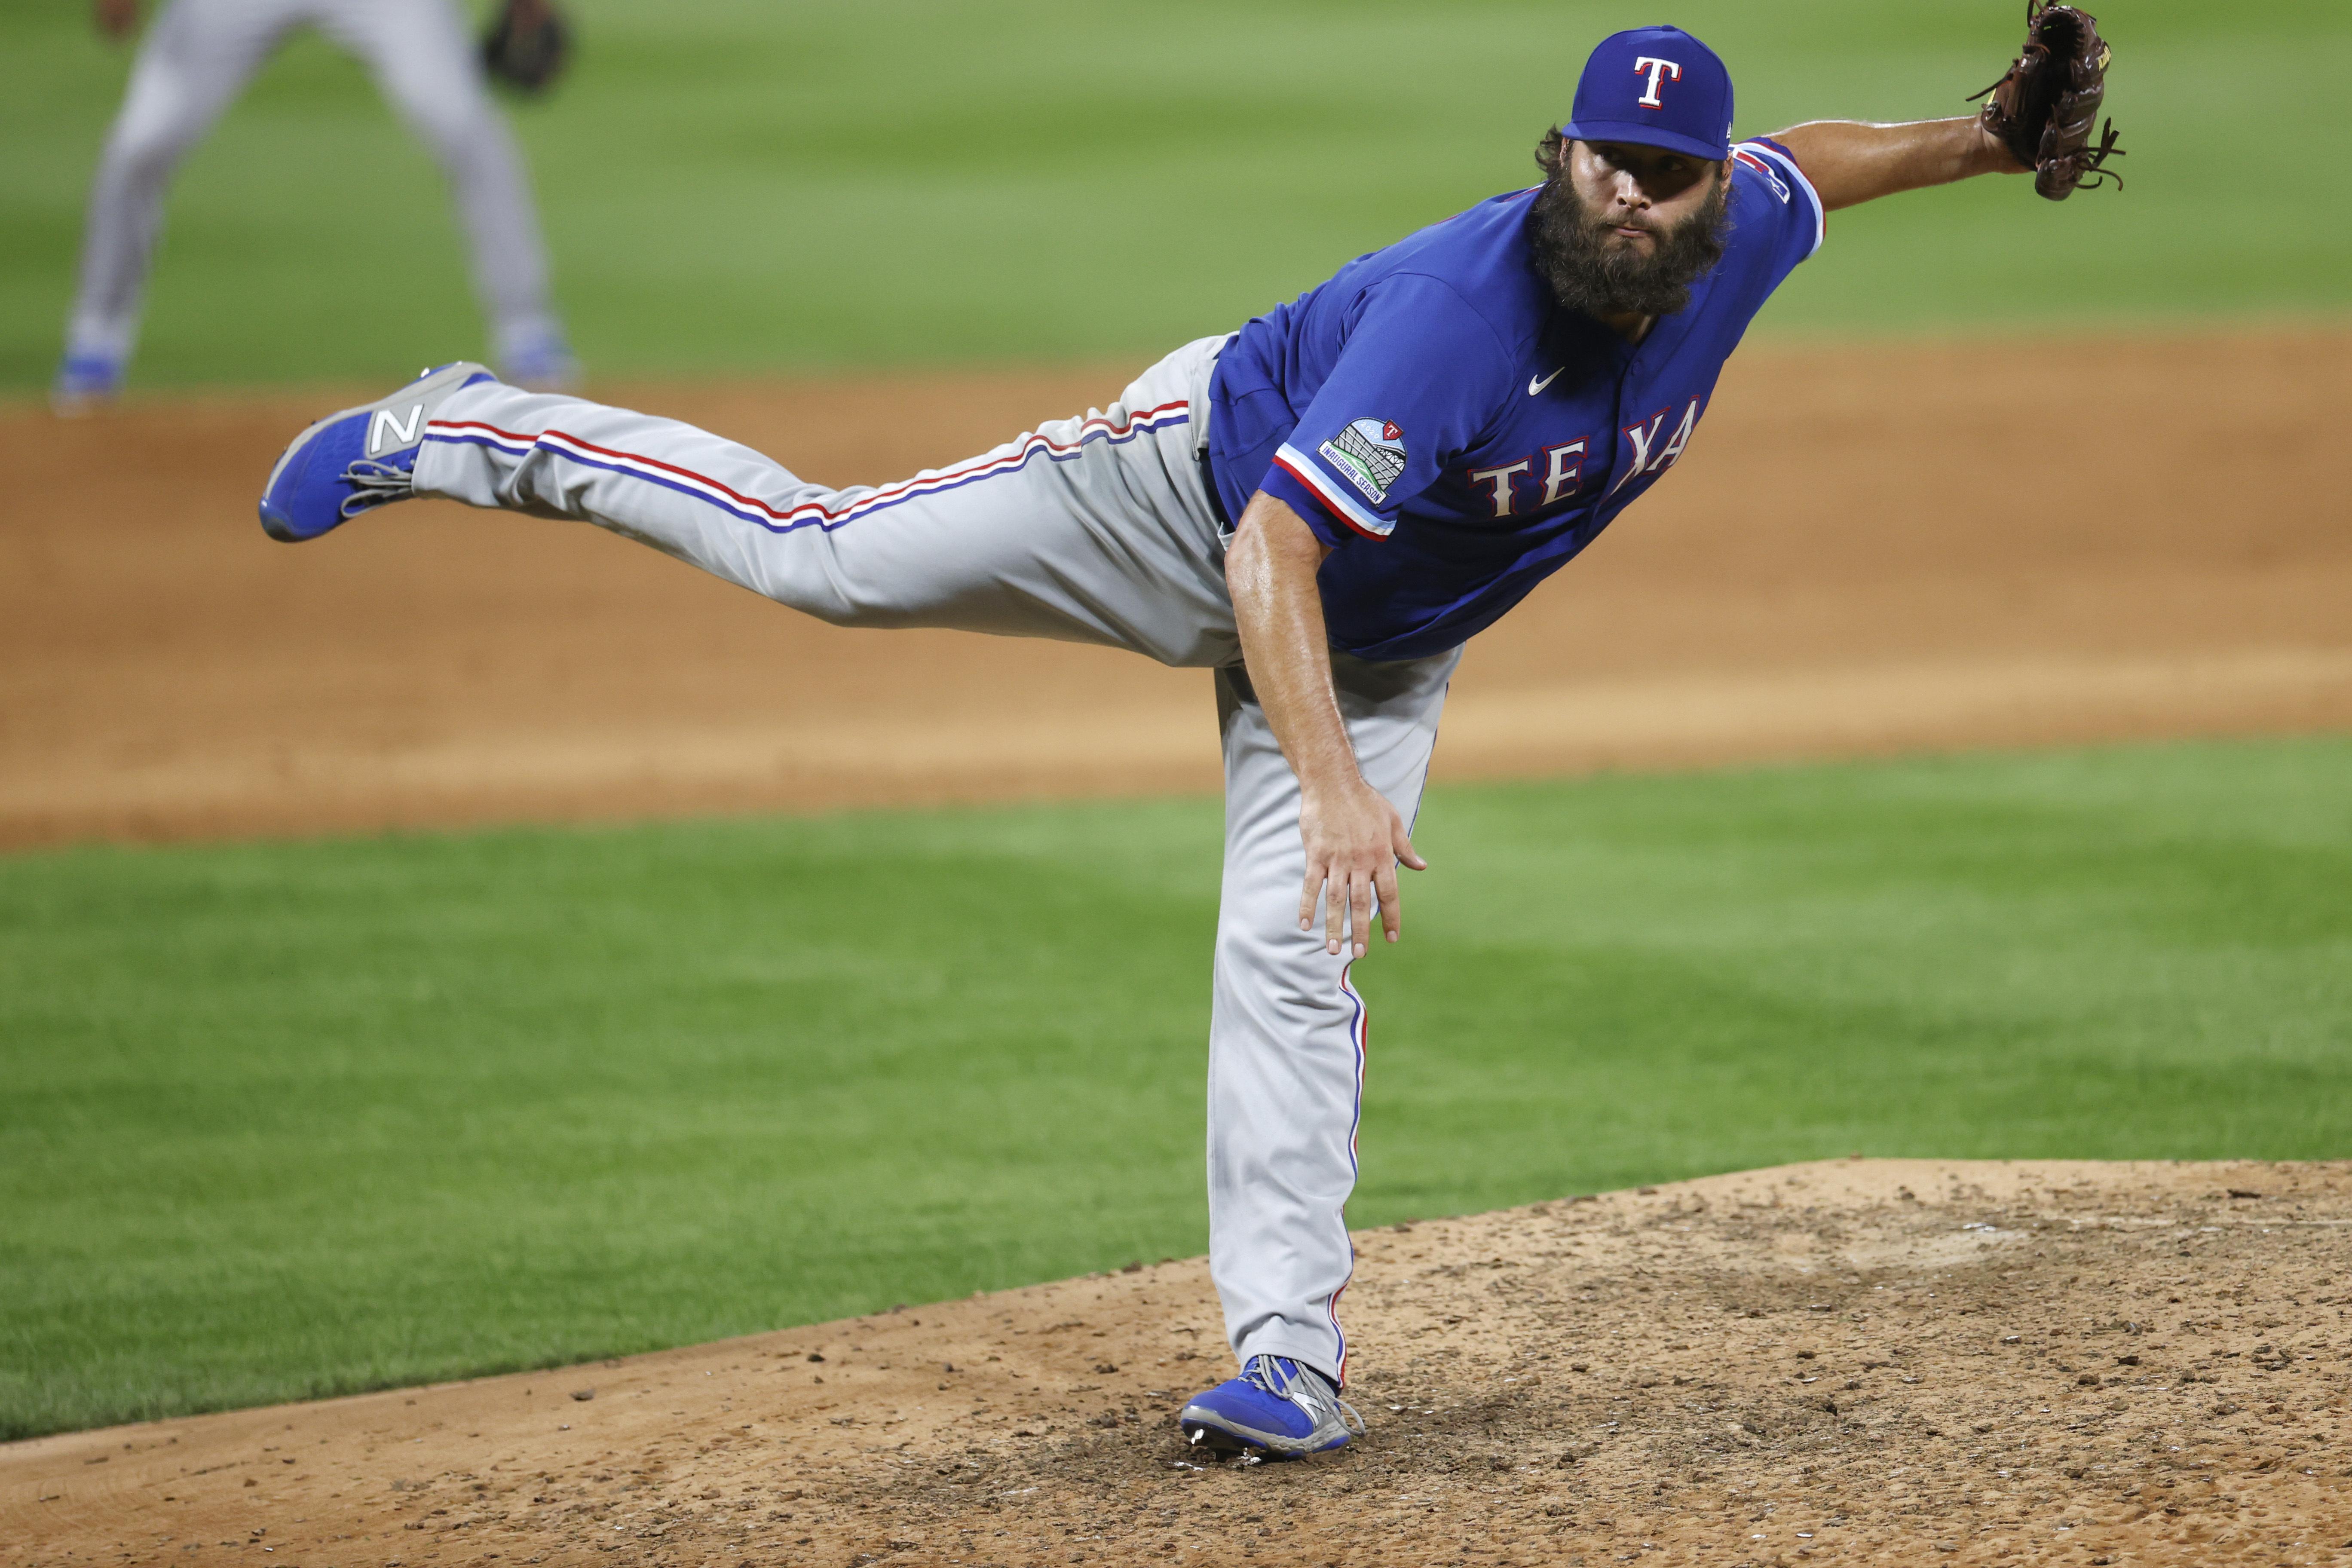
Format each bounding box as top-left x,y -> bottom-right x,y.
1225,492 -> 1423,959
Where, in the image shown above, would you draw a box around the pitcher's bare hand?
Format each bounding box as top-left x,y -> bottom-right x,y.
1225,491 -> 1429,957
1300,778 -> 1425,958
94,0 -> 140,39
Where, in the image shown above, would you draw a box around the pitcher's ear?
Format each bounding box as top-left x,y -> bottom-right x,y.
1534,127 -> 1569,177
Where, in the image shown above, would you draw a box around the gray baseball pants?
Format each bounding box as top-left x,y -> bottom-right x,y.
412,334 -> 1458,1385
64,0 -> 562,370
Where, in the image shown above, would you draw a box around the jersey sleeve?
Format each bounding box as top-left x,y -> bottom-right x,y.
1261,273 -> 1513,545
1725,137 -> 1827,294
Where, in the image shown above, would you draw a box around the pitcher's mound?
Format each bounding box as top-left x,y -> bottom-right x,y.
6,1160 -> 2346,1566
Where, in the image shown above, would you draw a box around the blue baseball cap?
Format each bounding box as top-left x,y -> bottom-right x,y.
1562,25 -> 1734,162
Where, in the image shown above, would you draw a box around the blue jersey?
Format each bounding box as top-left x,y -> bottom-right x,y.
1206,138 -> 1824,662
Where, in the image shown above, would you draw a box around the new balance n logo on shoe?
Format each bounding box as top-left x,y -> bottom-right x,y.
368,403 -> 426,456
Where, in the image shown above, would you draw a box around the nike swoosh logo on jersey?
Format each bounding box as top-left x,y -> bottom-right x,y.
1528,368 -> 1564,396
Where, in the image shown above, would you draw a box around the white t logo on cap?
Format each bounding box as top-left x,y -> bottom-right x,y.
1633,56 -> 1683,108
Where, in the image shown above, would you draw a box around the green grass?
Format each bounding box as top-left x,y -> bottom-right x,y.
2,0 -> 2346,391
3,735 -> 2347,1439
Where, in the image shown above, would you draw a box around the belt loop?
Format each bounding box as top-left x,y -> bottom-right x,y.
1198,446 -> 1231,530
1192,333 -> 1233,459
1194,334 -> 1234,530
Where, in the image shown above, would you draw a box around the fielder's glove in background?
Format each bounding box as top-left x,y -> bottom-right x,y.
481,0 -> 571,95
1972,1 -> 2124,199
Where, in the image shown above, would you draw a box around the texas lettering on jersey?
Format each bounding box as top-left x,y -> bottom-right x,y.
1464,390 -> 1704,519
1207,137 -> 1823,662
1610,397 -> 1703,495
1467,439 -> 1586,519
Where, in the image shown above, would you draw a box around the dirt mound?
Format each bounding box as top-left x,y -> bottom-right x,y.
5,1159 -> 2345,1566
3,331 -> 2349,848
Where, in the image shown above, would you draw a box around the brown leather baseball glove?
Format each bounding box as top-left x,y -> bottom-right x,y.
1971,2 -> 2124,199
481,0 -> 571,96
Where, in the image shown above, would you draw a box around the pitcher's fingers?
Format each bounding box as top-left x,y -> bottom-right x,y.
1299,866 -> 1324,934
1348,870 -> 1375,959
1393,821 -> 1427,872
1326,865 -> 1349,955
1376,861 -> 1403,944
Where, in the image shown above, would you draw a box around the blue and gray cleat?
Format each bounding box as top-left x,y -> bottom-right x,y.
257,361 -> 498,542
51,349 -> 124,416
1178,1355 -> 1365,1459
500,329 -> 579,392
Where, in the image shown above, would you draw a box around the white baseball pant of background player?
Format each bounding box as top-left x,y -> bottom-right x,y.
64,0 -> 566,378
410,335 -> 1458,1385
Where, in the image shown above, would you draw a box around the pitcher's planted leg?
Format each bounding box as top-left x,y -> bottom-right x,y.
1182,648 -> 1456,1456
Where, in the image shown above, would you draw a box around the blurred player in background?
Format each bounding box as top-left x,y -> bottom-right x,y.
53,0 -> 576,413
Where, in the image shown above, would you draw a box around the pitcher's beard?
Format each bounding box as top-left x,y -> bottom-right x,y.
1530,170 -> 1730,320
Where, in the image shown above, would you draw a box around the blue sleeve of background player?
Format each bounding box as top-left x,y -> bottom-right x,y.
1259,274 -> 1512,545
1726,137 -> 1827,298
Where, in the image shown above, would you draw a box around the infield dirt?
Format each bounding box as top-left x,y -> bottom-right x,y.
3,330 -> 2349,848
4,1159 -> 2347,1567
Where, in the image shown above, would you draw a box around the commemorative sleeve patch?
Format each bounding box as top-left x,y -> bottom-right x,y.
1319,419 -> 1408,507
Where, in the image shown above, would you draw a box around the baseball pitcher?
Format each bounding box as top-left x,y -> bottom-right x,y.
253,16 -> 2119,1458
55,0 -> 576,410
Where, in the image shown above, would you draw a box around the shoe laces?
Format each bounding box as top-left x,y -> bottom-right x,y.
1246,1356 -> 1366,1437
338,458 -> 416,519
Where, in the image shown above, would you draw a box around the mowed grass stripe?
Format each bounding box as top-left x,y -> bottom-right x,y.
4,0 -> 2349,390
3,736 -> 2348,1439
